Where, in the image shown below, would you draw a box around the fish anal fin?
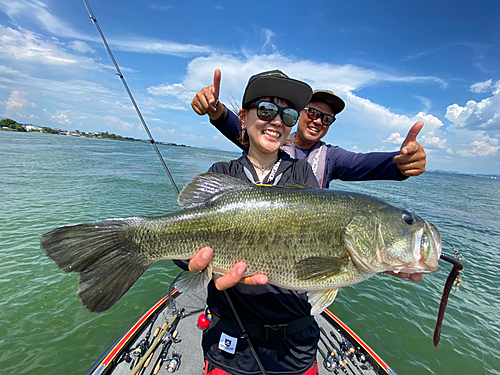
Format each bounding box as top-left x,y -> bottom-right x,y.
308,288 -> 339,314
175,264 -> 213,293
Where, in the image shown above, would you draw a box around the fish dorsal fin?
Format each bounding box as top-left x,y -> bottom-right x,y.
294,256 -> 349,281
178,173 -> 254,209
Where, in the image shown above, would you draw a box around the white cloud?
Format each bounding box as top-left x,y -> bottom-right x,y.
0,25 -> 97,67
49,109 -> 73,125
0,0 -> 88,39
0,0 -> 215,57
109,37 -> 215,56
262,29 -> 276,53
415,95 -> 431,112
148,4 -> 174,11
456,132 -> 499,157
2,90 -> 38,121
147,83 -> 192,98
383,132 -> 405,145
68,40 -> 96,54
470,79 -> 492,93
445,88 -> 500,131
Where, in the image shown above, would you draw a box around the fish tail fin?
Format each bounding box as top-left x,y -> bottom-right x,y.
40,219 -> 151,312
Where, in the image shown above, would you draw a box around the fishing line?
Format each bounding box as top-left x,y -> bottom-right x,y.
83,0 -> 179,195
82,2 -> 267,373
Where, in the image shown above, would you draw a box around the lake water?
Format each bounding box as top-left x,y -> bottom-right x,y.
1,131 -> 499,374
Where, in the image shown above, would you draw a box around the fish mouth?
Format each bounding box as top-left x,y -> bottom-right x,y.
403,222 -> 442,274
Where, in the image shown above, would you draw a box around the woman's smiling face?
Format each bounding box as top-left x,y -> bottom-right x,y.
240,97 -> 293,156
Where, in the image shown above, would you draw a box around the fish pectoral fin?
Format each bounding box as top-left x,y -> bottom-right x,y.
294,256 -> 348,281
307,288 -> 339,315
175,264 -> 213,293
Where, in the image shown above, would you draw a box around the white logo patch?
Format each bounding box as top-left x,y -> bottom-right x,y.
218,332 -> 237,354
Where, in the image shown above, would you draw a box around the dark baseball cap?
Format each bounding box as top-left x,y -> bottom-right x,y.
310,90 -> 345,115
242,70 -> 312,111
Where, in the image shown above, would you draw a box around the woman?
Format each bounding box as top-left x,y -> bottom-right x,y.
175,70 -> 320,375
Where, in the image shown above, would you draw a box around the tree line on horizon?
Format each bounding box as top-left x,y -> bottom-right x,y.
0,118 -> 192,148
1,118 -> 133,141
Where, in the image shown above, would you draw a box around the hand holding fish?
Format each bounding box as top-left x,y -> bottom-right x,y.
191,68 -> 224,120
189,247 -> 268,290
393,121 -> 427,177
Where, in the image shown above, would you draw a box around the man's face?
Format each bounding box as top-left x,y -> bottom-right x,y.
296,101 -> 334,147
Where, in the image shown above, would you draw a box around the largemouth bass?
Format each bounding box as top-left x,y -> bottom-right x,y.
41,173 -> 441,314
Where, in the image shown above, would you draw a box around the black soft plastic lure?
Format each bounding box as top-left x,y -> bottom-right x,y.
433,243 -> 463,347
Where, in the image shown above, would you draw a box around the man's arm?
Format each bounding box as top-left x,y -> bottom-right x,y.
211,108 -> 246,151
326,122 -> 426,182
327,147 -> 405,181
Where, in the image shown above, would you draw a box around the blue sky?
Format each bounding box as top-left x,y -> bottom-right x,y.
1,0 -> 499,175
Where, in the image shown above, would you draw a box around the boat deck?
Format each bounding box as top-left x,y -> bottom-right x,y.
89,290 -> 396,375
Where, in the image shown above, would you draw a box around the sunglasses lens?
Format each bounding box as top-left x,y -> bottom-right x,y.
307,108 -> 321,120
306,108 -> 335,126
282,108 -> 299,127
257,102 -> 278,121
323,114 -> 335,126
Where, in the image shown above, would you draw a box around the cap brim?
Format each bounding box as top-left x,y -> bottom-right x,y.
311,90 -> 345,114
244,77 -> 312,111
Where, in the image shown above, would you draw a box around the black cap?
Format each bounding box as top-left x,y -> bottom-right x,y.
242,70 -> 312,111
310,90 -> 345,115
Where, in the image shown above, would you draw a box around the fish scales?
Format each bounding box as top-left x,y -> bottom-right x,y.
130,188 -> 358,288
41,173 -> 441,313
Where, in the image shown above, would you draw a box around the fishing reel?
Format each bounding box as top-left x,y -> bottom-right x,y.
165,352 -> 181,373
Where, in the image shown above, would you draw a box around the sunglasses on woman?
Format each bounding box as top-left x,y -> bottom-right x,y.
303,107 -> 336,126
251,101 -> 300,127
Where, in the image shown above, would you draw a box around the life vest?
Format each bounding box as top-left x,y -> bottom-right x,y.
281,133 -> 327,188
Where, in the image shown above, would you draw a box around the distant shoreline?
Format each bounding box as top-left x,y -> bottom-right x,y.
0,118 -> 195,149
2,119 -> 497,179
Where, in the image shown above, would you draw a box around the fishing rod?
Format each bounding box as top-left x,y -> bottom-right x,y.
150,330 -> 178,375
130,315 -> 180,375
83,2 -> 268,374
83,0 -> 179,195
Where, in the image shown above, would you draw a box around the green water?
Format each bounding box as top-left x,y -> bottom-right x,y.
1,131 -> 499,374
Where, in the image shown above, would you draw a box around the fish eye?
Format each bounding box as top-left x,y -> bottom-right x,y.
402,211 -> 415,225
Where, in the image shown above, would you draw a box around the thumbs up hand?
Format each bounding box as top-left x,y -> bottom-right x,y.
191,69 -> 224,120
393,121 -> 427,177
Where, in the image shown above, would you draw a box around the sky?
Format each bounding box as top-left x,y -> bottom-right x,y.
1,0 -> 499,175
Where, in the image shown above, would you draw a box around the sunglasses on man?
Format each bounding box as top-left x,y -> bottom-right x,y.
250,101 -> 300,127
303,107 -> 336,126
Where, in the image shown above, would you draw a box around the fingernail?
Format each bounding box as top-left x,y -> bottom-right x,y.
237,264 -> 246,275
202,249 -> 212,259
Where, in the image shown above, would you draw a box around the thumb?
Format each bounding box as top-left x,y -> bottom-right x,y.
401,121 -> 424,149
213,68 -> 221,99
